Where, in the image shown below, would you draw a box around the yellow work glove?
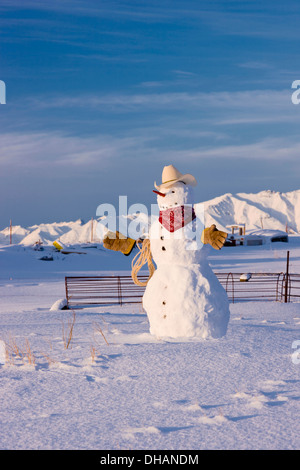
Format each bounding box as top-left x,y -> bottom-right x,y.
103,231 -> 136,256
201,224 -> 228,250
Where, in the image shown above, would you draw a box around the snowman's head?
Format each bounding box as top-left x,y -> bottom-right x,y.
155,181 -> 194,211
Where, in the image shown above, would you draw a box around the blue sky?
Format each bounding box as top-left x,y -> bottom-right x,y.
1,0 -> 300,226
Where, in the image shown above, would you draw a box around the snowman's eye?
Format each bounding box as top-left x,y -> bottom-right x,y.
171,191 -> 175,193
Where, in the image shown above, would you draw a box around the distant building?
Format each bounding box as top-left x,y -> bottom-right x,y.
226,224 -> 246,236
246,229 -> 289,244
225,224 -> 246,246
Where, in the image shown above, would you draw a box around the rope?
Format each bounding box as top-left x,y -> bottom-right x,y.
131,239 -> 155,286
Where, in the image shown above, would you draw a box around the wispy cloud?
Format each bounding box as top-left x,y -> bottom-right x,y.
198,5 -> 300,40
2,0 -> 300,42
167,137 -> 300,162
30,88 -> 294,120
0,131 -> 152,173
173,70 -> 197,76
0,1 -> 198,23
1,87 -> 297,169
238,61 -> 273,70
1,130 -> 299,179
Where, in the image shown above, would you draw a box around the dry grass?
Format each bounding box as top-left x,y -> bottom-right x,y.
4,336 -> 36,366
93,321 -> 109,346
61,310 -> 76,349
24,339 -> 35,365
6,335 -> 24,360
5,346 -> 12,365
90,344 -> 100,364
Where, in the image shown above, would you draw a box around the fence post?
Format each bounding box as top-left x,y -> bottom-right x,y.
225,272 -> 234,303
276,273 -> 283,302
118,277 -> 122,306
284,251 -> 290,303
65,277 -> 69,309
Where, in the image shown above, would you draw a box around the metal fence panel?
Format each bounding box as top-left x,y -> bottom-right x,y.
65,272 -> 300,308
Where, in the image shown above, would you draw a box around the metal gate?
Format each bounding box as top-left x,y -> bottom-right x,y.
64,272 -> 300,308
65,275 -> 148,308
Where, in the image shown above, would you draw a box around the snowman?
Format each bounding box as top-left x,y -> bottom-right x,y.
103,164 -> 230,340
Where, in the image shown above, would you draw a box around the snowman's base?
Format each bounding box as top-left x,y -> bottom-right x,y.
143,264 -> 230,340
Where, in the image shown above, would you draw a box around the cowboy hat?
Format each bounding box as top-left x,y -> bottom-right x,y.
154,164 -> 197,191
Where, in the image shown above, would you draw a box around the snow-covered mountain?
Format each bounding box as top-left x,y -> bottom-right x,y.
1,189 -> 299,246
0,219 -> 87,246
202,189 -> 300,233
21,220 -> 85,246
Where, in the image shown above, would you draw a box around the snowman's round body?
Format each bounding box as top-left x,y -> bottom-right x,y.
142,182 -> 230,339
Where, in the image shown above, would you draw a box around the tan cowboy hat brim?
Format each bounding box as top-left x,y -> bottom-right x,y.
154,173 -> 197,191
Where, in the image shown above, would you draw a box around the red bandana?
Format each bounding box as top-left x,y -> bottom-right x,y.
159,205 -> 196,232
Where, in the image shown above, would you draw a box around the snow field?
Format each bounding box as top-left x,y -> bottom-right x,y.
0,292 -> 299,449
0,240 -> 299,449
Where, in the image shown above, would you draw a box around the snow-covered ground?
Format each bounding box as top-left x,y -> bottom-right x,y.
0,239 -> 299,450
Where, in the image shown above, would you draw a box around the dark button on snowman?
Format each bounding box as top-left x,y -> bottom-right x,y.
142,164 -> 230,339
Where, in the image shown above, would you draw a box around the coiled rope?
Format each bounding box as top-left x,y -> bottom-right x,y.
131,239 -> 155,286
